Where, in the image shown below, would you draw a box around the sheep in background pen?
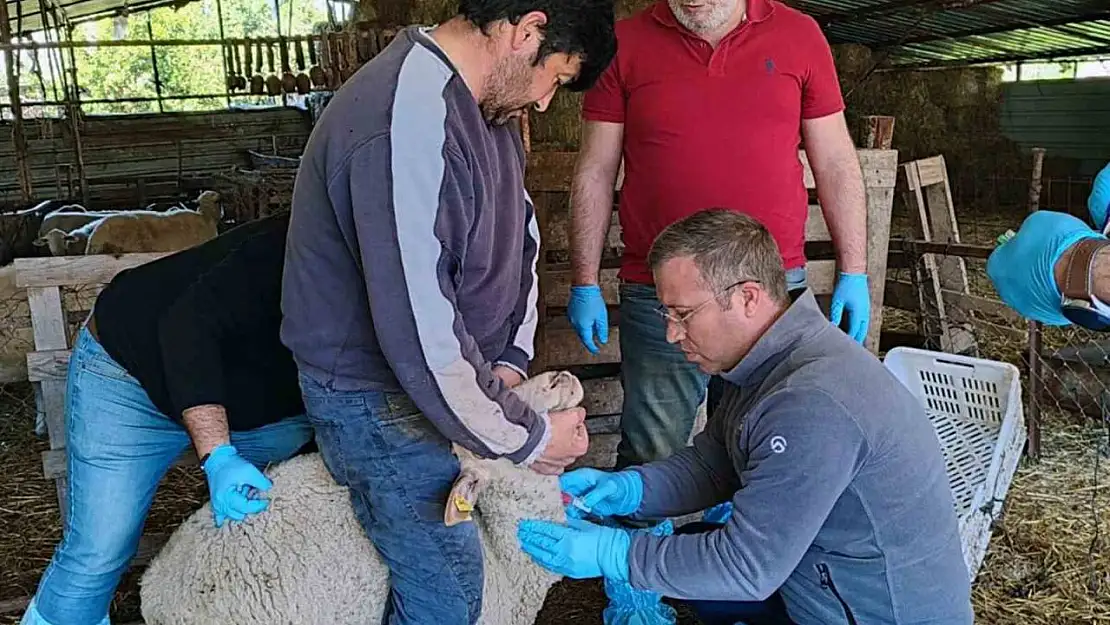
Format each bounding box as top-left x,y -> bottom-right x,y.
37,191 -> 222,256
139,370 -> 583,625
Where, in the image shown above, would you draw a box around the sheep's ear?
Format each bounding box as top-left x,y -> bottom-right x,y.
32,237 -> 46,247
444,470 -> 482,527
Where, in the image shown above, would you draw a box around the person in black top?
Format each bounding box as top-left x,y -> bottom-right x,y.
20,212 -> 312,625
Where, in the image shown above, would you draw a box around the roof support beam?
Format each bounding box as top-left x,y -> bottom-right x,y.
864,10 -> 1110,49
814,0 -> 1006,26
888,43 -> 1110,69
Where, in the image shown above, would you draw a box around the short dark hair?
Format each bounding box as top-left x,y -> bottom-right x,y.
648,208 -> 789,305
457,0 -> 617,91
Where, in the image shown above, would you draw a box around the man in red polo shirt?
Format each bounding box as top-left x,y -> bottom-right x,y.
567,0 -> 868,470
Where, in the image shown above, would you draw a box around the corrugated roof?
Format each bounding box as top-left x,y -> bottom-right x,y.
5,0 -> 193,35
3,0 -> 1108,68
792,0 -> 1110,67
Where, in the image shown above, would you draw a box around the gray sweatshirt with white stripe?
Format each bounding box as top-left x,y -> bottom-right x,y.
280,26 -> 548,465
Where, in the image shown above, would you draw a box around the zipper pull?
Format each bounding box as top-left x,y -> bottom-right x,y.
817,563 -> 832,587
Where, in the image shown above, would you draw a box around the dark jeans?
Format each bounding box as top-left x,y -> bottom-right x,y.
672,522 -> 794,625
297,372 -> 483,625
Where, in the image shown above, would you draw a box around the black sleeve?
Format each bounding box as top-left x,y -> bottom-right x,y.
156,222 -> 286,420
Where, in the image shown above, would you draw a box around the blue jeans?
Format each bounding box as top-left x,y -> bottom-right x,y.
297,372 -> 483,625
617,268 -> 807,468
22,327 -> 313,625
672,522 -> 794,625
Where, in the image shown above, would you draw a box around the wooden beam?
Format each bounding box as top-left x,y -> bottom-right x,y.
14,253 -> 170,288
525,150 -> 899,193
861,116 -> 896,150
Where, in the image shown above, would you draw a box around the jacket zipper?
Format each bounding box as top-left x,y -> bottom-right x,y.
817,563 -> 858,625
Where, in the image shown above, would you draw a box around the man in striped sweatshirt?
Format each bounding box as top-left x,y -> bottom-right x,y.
279,3 -> 617,623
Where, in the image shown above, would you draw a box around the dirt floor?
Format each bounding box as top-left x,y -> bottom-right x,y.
2,371 -> 1110,624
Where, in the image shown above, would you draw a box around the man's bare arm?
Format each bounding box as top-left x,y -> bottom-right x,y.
182,404 -> 231,459
1056,243 -> 1110,303
570,121 -> 625,285
802,112 -> 867,274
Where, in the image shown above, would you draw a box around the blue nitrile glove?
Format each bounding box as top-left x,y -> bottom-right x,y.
560,468 -> 643,519
1089,162 -> 1110,233
517,517 -> 632,582
987,210 -> 1106,326
202,444 -> 273,528
829,272 -> 870,344
602,519 -> 677,625
568,285 -> 609,354
701,500 -> 733,525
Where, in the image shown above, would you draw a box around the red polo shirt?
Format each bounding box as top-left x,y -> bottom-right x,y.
582,0 -> 845,283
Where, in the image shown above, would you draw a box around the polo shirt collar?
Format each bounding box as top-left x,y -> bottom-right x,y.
719,289 -> 834,388
649,0 -> 774,34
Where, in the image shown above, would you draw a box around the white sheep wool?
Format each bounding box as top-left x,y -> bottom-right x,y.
139,371 -> 578,625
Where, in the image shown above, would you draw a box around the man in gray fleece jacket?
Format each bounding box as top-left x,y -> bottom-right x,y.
518,209 -> 974,624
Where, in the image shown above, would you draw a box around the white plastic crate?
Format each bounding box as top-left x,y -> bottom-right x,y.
883,347 -> 1027,580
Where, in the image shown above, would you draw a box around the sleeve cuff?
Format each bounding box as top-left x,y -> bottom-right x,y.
513,409 -> 552,466
582,108 -> 626,124
494,346 -> 530,378
801,102 -> 846,120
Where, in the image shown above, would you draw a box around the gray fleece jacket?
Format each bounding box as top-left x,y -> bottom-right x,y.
626,290 -> 974,624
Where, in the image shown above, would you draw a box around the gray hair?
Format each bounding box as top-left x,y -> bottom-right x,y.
647,208 -> 789,305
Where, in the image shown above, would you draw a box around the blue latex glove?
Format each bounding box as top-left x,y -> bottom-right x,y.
202,444 -> 273,528
517,517 -> 632,582
987,210 -> 1106,326
567,285 -> 609,354
701,500 -> 733,525
602,519 -> 677,625
829,272 -> 870,344
1090,162 -> 1110,233
560,468 -> 643,519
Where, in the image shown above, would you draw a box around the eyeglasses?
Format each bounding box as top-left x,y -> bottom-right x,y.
655,279 -> 759,330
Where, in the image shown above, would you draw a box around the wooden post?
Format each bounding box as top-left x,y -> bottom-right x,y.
1026,147 -> 1046,460
62,20 -> 89,205
861,115 -> 895,150
0,0 -> 35,203
147,13 -> 164,114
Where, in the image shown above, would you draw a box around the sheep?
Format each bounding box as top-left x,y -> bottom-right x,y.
35,208 -> 119,241
36,191 -> 223,257
139,370 -> 584,625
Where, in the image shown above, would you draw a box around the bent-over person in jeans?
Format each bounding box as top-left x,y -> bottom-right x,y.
21,212 -> 312,625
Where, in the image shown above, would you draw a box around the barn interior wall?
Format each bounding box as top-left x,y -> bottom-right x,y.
0,108 -> 313,213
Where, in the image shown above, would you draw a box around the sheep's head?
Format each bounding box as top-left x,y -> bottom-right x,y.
444,370 -> 584,527
196,190 -> 222,222
35,228 -> 84,256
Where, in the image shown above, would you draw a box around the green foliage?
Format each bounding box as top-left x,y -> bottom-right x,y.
74,0 -> 333,115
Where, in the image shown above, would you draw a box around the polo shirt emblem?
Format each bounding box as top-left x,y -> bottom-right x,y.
764,58 -> 776,74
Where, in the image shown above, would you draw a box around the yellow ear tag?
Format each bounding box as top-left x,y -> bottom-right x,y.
453,495 -> 474,514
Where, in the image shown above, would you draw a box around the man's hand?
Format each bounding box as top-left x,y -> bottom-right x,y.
988,210 -> 1105,325
530,407 -> 588,475
517,517 -> 632,582
829,272 -> 870,344
201,444 -> 273,528
492,365 -> 524,389
567,285 -> 609,354
559,467 -> 643,518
